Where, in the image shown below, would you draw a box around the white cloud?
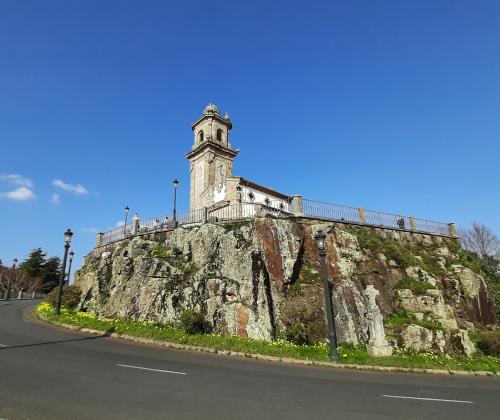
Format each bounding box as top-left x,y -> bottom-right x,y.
51,193 -> 61,204
0,187 -> 36,201
81,227 -> 99,233
53,179 -> 89,195
0,174 -> 34,188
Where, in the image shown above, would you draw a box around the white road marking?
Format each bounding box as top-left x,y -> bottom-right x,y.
0,344 -> 7,348
117,363 -> 187,375
382,394 -> 474,404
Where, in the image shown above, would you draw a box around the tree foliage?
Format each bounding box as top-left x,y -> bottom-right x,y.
18,248 -> 61,293
19,248 -> 46,277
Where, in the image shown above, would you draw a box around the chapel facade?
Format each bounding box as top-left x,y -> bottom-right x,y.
186,104 -> 291,214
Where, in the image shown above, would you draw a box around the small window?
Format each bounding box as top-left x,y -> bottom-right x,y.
216,129 -> 223,142
264,198 -> 271,206
198,130 -> 204,143
279,203 -> 285,210
248,192 -> 255,201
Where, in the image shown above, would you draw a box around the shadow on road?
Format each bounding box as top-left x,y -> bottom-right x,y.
0,334 -> 109,350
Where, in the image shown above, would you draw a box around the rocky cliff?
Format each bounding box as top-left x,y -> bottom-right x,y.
76,217 -> 496,355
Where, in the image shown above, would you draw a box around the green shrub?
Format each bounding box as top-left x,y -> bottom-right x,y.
285,323 -> 311,345
281,304 -> 326,345
46,285 -> 82,311
477,331 -> 500,356
179,310 -> 211,334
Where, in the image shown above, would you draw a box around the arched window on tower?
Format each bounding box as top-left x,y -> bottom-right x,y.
216,129 -> 223,142
198,130 -> 204,143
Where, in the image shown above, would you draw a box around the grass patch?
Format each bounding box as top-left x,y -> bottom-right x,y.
299,266 -> 321,284
348,229 -> 418,268
149,244 -> 199,278
348,229 -> 448,277
339,344 -> 500,372
394,275 -> 436,295
36,302 -> 500,373
386,309 -> 442,331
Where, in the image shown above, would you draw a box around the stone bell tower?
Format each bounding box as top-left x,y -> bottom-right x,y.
186,103 -> 238,211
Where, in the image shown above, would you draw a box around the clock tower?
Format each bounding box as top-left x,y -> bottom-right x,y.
186,104 -> 238,211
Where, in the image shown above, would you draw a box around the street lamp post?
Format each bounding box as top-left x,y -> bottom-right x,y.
55,229 -> 73,315
314,230 -> 341,362
172,179 -> 179,226
123,206 -> 130,237
5,258 -> 17,300
66,251 -> 75,286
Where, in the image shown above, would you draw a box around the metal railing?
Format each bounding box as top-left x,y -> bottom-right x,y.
302,199 -> 452,236
302,200 -> 360,224
97,202 -> 291,247
94,198 -> 453,249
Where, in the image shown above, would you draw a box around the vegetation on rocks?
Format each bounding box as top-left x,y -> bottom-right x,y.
386,309 -> 442,331
455,250 -> 500,319
349,229 -> 421,269
350,227 -> 499,318
149,243 -> 200,279
393,275 -> 436,295
36,302 -> 500,373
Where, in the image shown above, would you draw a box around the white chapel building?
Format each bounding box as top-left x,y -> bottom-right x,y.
186,104 -> 291,217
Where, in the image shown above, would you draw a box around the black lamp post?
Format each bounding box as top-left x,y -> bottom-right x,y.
123,206 -> 130,237
5,258 -> 17,300
66,251 -> 75,286
55,229 -> 73,315
314,230 -> 341,362
172,179 -> 179,226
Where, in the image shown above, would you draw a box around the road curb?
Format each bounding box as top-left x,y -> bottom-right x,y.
37,314 -> 500,378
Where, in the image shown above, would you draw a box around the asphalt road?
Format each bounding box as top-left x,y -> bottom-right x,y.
1,300 -> 499,420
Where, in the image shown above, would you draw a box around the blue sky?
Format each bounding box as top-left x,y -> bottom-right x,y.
1,0 -> 499,278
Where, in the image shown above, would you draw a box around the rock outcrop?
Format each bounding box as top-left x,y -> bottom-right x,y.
76,217 -> 497,355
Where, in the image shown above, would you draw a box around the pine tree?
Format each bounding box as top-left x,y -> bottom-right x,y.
19,248 -> 46,277
19,248 -> 61,293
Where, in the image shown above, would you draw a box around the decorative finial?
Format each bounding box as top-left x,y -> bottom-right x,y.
224,112 -> 230,120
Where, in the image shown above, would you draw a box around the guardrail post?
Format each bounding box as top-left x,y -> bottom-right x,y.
203,207 -> 208,223
358,208 -> 366,224
96,232 -> 104,247
409,216 -> 416,231
291,195 -> 303,216
18,291 -> 22,299
448,223 -> 459,238
32,291 -> 36,299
